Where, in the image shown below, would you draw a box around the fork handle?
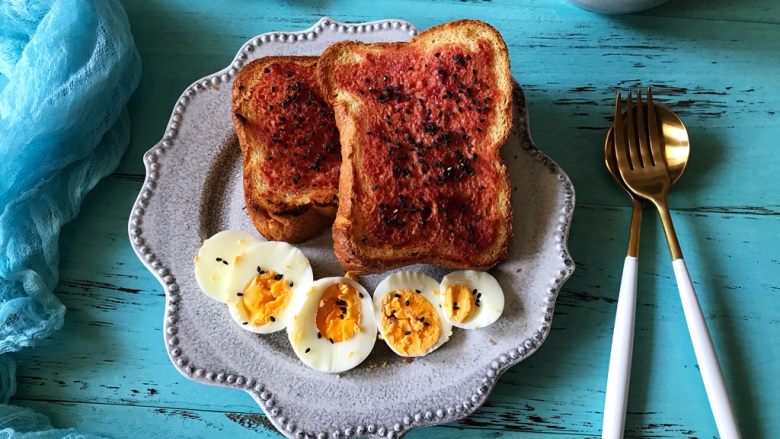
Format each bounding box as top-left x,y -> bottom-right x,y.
672,258 -> 741,439
602,256 -> 638,439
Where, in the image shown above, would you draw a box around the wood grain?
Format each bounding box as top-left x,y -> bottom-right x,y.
9,0 -> 780,437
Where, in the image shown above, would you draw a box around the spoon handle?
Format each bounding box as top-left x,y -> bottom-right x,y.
672,258 -> 741,439
602,256 -> 638,439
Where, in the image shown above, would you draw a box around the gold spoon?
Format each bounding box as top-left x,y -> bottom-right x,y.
601,94 -> 690,439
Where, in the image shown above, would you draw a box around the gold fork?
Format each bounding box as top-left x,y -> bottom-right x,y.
601,91 -> 642,439
614,89 -> 741,439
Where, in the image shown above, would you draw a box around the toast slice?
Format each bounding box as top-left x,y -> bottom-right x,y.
232,56 -> 341,242
318,20 -> 513,274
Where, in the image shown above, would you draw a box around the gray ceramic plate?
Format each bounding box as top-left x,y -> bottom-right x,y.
128,17 -> 575,439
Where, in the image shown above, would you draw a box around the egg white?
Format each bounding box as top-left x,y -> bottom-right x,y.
193,230 -> 260,303
287,277 -> 376,374
440,270 -> 504,329
225,241 -> 313,333
372,271 -> 452,357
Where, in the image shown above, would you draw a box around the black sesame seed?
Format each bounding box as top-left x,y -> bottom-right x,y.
405,300 -> 410,306
237,292 -> 244,297
336,300 -> 347,306
477,293 -> 482,298
264,67 -> 270,73
317,332 -> 322,339
415,289 -> 421,294
404,331 -> 411,336
257,266 -> 263,273
340,306 -> 347,314
222,260 -> 228,265
424,322 -> 430,327
242,322 -> 248,325
270,316 -> 276,322
472,288 -> 478,294
216,257 -> 222,262
359,293 -> 364,298
329,338 -> 334,344
274,274 -> 283,281
453,305 -> 460,310
394,293 -> 401,298
418,317 -> 425,322
305,347 -> 311,353
289,281 -> 294,287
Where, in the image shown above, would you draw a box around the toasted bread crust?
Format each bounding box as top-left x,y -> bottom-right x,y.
245,197 -> 337,244
318,20 -> 513,273
233,56 -> 339,243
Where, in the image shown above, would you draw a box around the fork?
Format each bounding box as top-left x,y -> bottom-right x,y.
601,92 -> 642,439
614,89 -> 741,439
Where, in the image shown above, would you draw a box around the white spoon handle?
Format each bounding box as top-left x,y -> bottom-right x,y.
672,258 -> 741,439
602,256 -> 638,439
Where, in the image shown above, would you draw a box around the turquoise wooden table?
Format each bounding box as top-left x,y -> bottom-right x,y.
9,0 -> 780,437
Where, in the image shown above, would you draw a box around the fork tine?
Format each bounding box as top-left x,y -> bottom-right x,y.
646,87 -> 664,166
635,89 -> 652,168
625,91 -> 640,170
612,92 -> 631,174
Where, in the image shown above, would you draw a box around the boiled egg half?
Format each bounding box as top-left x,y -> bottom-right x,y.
287,277 -> 376,373
193,230 -> 260,303
373,271 -> 452,357
225,241 -> 313,334
440,270 -> 504,329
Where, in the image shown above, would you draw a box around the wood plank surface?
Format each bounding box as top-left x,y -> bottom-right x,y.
8,0 -> 780,437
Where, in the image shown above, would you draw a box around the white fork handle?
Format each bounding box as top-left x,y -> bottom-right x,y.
673,258 -> 741,439
602,256 -> 638,439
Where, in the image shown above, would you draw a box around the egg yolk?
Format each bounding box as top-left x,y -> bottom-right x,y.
235,270 -> 291,326
443,284 -> 476,323
379,289 -> 441,356
316,283 -> 362,343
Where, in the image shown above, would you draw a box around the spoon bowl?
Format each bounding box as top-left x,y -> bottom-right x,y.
604,103 -> 690,196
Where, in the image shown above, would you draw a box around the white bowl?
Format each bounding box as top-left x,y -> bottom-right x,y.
569,0 -> 670,14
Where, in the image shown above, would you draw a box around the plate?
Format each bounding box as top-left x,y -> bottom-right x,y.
128,17 -> 575,439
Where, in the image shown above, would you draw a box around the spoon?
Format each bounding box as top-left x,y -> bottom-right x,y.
601,99 -> 690,439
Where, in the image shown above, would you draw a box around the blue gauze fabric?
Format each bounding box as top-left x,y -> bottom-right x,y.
0,0 -> 141,434
0,404 -> 103,438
